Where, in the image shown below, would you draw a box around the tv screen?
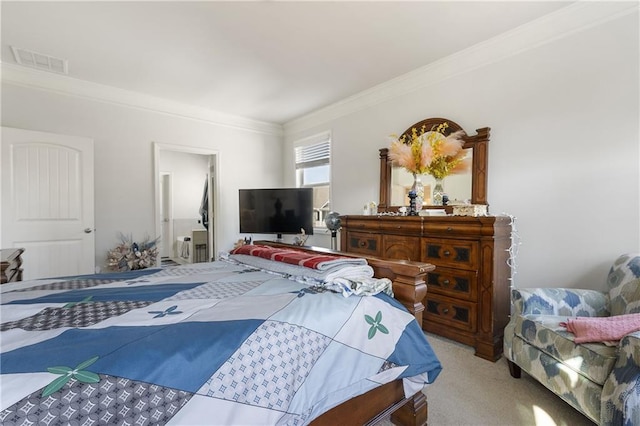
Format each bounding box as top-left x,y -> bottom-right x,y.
239,188 -> 314,237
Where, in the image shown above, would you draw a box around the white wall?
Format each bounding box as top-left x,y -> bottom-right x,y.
0,84 -> 283,268
284,10 -> 640,290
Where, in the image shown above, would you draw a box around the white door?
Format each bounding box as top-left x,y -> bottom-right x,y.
1,127 -> 95,280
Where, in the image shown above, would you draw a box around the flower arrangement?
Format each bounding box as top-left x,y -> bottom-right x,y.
389,122 -> 470,179
107,233 -> 160,271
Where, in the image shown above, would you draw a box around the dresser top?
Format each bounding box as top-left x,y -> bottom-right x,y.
341,214 -> 512,223
340,214 -> 512,237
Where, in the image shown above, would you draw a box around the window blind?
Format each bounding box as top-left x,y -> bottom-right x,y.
295,140 -> 330,169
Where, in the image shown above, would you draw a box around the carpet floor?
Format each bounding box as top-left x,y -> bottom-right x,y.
378,333 -> 594,426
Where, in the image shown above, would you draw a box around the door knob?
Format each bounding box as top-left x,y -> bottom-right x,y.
84,228 -> 93,234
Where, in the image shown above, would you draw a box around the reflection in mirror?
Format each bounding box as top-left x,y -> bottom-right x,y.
390,148 -> 473,207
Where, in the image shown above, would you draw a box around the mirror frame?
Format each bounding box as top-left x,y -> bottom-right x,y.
379,117 -> 490,212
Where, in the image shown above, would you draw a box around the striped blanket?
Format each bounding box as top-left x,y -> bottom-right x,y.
230,244 -> 366,270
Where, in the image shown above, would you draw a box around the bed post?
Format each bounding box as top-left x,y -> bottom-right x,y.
364,257 -> 431,324
391,391 -> 428,426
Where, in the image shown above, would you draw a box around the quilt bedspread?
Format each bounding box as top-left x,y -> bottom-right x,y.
0,259 -> 441,425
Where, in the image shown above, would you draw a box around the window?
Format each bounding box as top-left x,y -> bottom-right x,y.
294,132 -> 331,229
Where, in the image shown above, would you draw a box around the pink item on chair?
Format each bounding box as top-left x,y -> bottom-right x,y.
560,313 -> 640,344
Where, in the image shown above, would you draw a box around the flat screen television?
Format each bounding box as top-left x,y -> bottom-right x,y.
239,188 -> 314,239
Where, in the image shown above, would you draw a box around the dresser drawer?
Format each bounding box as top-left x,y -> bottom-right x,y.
421,238 -> 479,270
423,221 -> 482,237
378,218 -> 421,234
424,294 -> 477,333
383,235 -> 421,261
343,218 -> 381,231
344,231 -> 382,257
427,267 -> 478,301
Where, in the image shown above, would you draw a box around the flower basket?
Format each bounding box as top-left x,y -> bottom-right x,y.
107,234 -> 159,272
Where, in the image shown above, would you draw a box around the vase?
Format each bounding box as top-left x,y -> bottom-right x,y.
411,174 -> 424,212
432,178 -> 444,206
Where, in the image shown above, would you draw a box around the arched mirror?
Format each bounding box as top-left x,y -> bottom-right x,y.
379,117 -> 490,212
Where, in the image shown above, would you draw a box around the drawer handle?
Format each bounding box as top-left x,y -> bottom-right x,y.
443,250 -> 451,257
442,308 -> 449,314
442,279 -> 450,285
446,227 -> 453,232
359,241 -> 367,247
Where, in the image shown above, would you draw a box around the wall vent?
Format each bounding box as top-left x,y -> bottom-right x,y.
11,46 -> 68,74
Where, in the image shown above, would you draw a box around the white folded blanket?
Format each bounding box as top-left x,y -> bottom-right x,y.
323,276 -> 394,298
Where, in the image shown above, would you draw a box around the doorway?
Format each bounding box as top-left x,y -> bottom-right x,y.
153,143 -> 218,265
159,172 -> 173,259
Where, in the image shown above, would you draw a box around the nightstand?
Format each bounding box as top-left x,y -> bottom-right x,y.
1,248 -> 25,284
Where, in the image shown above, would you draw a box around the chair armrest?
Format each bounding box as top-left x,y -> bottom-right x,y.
601,331 -> 640,425
511,287 -> 609,317
619,331 -> 640,365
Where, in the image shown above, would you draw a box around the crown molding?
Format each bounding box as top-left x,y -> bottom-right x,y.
2,1 -> 635,138
1,62 -> 283,137
284,1 -> 639,135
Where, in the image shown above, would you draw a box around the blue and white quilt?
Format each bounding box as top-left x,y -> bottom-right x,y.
0,258 -> 441,425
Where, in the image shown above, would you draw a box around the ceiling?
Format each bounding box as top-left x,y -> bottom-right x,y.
1,1 -> 572,125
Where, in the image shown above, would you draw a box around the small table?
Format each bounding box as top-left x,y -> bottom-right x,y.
1,248 -> 25,284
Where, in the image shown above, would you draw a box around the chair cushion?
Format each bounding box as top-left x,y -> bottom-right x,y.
607,254 -> 640,315
515,314 -> 618,385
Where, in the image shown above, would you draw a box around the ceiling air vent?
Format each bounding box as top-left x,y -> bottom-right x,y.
11,46 -> 68,74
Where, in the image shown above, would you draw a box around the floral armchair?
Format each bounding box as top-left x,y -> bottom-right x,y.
503,253 -> 640,425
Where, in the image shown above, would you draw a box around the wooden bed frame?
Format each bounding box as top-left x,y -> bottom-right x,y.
256,241 -> 434,426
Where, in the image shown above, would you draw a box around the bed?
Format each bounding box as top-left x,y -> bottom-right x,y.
0,242 -> 441,425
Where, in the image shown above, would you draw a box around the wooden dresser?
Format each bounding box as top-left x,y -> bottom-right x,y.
340,215 -> 512,361
1,248 -> 25,284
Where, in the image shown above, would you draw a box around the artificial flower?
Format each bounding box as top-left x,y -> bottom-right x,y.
389,122 -> 469,179
107,233 -> 159,271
